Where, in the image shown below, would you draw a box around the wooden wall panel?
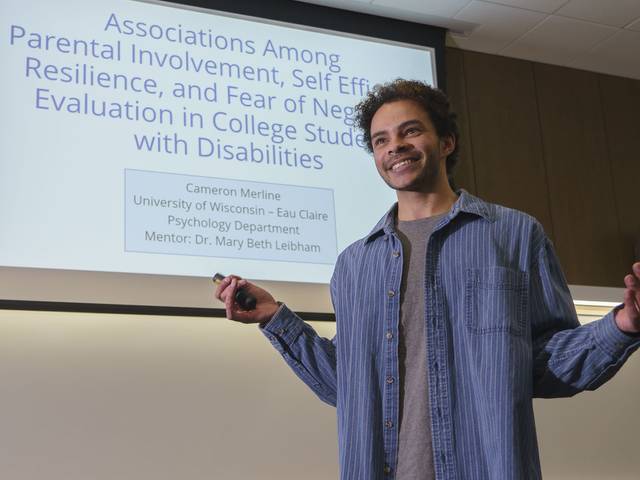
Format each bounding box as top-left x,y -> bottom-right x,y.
534,63 -> 626,286
599,75 -> 640,264
445,47 -> 477,195
462,51 -> 554,240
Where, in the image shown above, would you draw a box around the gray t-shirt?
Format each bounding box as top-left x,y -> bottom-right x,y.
394,213 -> 445,480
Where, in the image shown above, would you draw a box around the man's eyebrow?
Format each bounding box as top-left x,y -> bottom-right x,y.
370,130 -> 386,141
397,119 -> 423,130
371,119 -> 424,140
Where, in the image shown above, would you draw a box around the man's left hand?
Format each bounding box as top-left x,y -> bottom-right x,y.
614,262 -> 640,334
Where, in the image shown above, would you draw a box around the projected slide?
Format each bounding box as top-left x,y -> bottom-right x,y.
0,0 -> 435,284
125,169 -> 337,263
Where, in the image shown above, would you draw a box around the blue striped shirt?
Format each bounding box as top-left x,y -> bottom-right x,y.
261,191 -> 640,479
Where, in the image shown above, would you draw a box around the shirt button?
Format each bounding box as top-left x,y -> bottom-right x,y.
277,328 -> 286,335
392,251 -> 400,258
384,465 -> 392,474
385,419 -> 393,428
387,290 -> 395,298
386,331 -> 393,340
386,376 -> 395,384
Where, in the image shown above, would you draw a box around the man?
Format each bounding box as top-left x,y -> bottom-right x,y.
215,80 -> 640,480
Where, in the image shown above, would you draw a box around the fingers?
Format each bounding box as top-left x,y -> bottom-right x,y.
214,275 -> 241,318
213,275 -> 277,324
633,262 -> 640,281
225,277 -> 243,319
624,273 -> 635,288
228,309 -> 255,324
214,275 -> 258,321
623,288 -> 639,322
624,264 -> 640,317
214,275 -> 242,301
214,276 -> 227,301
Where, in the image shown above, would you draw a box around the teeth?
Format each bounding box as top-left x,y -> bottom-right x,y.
391,159 -> 414,171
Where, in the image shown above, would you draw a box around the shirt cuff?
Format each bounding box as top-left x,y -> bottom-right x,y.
593,307 -> 640,358
259,303 -> 305,347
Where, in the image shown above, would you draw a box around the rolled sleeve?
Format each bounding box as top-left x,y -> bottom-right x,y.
260,303 -> 305,348
593,307 -> 640,359
259,303 -> 338,406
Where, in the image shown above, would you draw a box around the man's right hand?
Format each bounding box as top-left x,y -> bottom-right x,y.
214,275 -> 280,325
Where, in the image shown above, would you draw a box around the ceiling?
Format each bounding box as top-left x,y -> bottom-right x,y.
295,0 -> 640,80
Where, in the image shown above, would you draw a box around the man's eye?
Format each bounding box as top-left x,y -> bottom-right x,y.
405,127 -> 419,135
373,137 -> 386,146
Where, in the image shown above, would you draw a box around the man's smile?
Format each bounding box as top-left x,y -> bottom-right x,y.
388,155 -> 420,172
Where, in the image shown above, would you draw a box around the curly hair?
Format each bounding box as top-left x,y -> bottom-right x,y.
354,79 -> 460,186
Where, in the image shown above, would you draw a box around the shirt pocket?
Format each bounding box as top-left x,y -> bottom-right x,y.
465,267 -> 528,336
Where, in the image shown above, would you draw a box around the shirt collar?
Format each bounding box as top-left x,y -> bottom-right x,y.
363,190 -> 494,244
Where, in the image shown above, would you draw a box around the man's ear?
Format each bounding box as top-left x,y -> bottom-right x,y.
440,134 -> 456,157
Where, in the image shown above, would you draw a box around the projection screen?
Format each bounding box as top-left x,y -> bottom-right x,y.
0,0 -> 444,317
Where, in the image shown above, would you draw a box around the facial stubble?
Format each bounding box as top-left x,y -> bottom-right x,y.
381,146 -> 443,193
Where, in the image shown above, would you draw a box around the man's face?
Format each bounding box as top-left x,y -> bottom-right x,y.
370,99 -> 453,192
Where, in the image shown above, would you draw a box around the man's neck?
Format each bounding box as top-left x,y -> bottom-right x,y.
396,184 -> 458,221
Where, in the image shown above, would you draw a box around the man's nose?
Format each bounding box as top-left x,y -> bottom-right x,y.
388,138 -> 410,155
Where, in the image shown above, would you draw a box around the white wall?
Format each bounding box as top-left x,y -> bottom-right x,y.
0,309 -> 638,479
0,310 -> 337,480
